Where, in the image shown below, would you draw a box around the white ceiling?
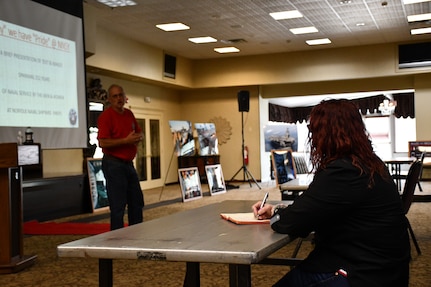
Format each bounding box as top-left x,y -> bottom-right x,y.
85,0 -> 431,60
84,0 -> 429,106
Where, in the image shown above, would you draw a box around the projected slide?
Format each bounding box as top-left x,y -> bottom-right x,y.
0,20 -> 78,128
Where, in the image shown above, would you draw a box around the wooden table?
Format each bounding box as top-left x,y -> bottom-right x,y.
57,200 -> 293,287
383,157 -> 416,191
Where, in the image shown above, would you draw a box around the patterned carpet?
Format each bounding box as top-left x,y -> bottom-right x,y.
0,181 -> 430,287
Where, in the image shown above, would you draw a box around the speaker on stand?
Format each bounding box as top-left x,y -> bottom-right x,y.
237,90 -> 250,112
229,91 -> 261,189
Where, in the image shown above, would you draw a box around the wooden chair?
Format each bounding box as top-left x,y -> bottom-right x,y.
392,152 -> 425,192
292,153 -> 310,175
401,158 -> 423,255
270,149 -> 313,261
417,152 -> 425,192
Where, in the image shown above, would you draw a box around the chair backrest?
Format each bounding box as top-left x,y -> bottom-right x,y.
293,154 -> 310,174
271,149 -> 296,186
418,152 -> 425,179
401,159 -> 423,214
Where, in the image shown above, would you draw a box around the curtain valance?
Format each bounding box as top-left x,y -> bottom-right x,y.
269,93 -> 415,123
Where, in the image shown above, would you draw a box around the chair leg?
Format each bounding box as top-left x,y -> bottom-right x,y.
288,238 -> 304,270
291,238 -> 303,258
418,181 -> 423,192
407,219 -> 421,255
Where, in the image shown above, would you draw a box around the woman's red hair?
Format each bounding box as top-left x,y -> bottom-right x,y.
307,99 -> 388,183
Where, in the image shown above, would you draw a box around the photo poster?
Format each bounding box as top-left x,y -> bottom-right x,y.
87,158 -> 109,212
178,167 -> 203,202
264,124 -> 298,152
271,149 -> 296,185
205,164 -> 227,195
195,123 -> 218,155
169,120 -> 195,156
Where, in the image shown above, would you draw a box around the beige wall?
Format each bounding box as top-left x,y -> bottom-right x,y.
43,5 -> 431,184
42,149 -> 83,176
85,27 -> 193,89
178,87 -> 261,180
414,73 -> 431,141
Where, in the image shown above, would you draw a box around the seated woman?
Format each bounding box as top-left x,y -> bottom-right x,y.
253,99 -> 410,287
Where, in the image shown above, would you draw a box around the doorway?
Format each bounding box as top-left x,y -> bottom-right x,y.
135,113 -> 163,189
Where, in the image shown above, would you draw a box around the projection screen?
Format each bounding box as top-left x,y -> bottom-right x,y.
0,0 -> 87,149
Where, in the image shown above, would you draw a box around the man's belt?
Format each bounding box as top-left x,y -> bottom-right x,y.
103,154 -> 132,164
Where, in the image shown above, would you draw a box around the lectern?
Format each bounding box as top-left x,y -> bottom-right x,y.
0,143 -> 37,273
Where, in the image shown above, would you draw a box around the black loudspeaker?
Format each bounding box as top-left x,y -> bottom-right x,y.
237,90 -> 250,112
164,54 -> 176,79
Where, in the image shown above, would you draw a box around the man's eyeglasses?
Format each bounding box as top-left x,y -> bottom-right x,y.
110,92 -> 125,98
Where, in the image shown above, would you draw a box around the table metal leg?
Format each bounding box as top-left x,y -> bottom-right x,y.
229,264 -> 251,287
99,259 -> 113,287
183,262 -> 200,287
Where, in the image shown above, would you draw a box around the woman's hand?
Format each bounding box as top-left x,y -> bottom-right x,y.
252,202 -> 274,220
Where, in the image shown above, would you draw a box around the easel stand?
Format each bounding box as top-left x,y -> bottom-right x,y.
230,112 -> 261,189
159,145 -> 177,200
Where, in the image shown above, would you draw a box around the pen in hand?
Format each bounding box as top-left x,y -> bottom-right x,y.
256,192 -> 269,219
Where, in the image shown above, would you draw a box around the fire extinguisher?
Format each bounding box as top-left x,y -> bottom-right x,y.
244,146 -> 249,165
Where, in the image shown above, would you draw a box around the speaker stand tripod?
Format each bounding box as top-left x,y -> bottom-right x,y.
229,111 -> 261,189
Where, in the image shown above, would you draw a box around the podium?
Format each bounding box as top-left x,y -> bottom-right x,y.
0,143 -> 37,273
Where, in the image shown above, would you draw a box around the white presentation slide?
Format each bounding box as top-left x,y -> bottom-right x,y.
0,20 -> 78,128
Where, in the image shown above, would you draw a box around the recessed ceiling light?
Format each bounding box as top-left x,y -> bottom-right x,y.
403,0 -> 431,4
306,38 -> 332,45
408,13 -> 431,22
188,37 -> 217,44
97,0 -> 137,7
156,23 -> 190,32
340,0 -> 352,4
214,47 -> 240,54
411,27 -> 431,35
356,22 -> 365,26
290,26 -> 319,35
270,10 -> 303,20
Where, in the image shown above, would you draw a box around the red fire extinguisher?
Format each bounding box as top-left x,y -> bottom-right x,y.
244,146 -> 249,165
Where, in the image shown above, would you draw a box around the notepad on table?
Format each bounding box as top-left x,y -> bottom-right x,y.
220,212 -> 270,225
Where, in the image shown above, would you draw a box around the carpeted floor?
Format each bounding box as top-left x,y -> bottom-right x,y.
0,180 -> 430,286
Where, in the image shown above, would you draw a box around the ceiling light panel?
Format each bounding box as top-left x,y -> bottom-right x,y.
188,37 -> 217,44
156,23 -> 190,32
269,10 -> 303,20
411,27 -> 431,34
408,13 -> 431,22
403,0 -> 431,4
306,38 -> 332,45
290,26 -> 319,34
214,47 -> 240,54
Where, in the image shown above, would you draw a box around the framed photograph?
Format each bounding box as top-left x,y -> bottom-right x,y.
195,123 -> 218,155
264,124 -> 298,152
178,167 -> 203,202
169,120 -> 195,156
205,164 -> 226,195
87,158 -> 109,212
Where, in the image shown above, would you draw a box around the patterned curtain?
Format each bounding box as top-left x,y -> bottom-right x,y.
269,93 -> 415,123
393,92 -> 414,119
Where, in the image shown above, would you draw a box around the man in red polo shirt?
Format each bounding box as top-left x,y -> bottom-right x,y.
97,84 -> 144,230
